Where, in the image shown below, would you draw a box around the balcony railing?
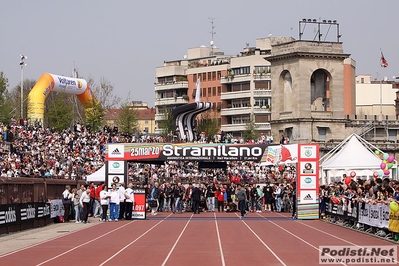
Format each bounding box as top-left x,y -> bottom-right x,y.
254,89 -> 272,97
221,123 -> 271,132
155,96 -> 189,106
221,107 -> 251,116
154,81 -> 188,91
253,107 -> 271,114
220,90 -> 251,100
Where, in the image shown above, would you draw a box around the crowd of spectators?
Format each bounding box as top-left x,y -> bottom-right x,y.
0,121 -> 294,185
320,175 -> 399,241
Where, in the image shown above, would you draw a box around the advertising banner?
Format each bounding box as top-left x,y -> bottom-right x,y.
358,203 -> 389,229
50,199 -> 64,218
132,189 -> 146,220
106,143 -> 268,162
297,144 -> 320,220
0,203 -> 51,227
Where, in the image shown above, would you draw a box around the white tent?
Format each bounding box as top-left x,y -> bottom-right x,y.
86,165 -> 106,182
319,134 -> 396,184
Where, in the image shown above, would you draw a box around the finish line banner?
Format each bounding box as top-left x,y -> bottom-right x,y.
106,143 -> 268,162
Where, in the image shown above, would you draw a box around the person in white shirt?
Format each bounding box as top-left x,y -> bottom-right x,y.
62,185 -> 73,222
80,189 -> 91,223
124,183 -> 135,220
100,185 -> 110,222
109,184 -> 119,221
118,182 -> 126,220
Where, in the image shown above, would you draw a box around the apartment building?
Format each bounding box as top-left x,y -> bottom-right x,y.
219,38 -> 279,136
154,59 -> 189,134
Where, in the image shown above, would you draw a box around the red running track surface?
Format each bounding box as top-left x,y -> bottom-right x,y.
0,211 -> 397,266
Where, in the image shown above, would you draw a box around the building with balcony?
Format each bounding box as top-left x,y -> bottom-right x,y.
185,46 -> 230,126
154,59 -> 189,134
219,38 -> 285,137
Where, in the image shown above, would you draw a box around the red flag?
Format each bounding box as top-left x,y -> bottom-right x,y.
380,51 -> 388,68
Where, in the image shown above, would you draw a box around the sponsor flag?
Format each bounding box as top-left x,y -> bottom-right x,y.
380,50 -> 388,68
195,78 -> 201,102
267,147 -> 276,163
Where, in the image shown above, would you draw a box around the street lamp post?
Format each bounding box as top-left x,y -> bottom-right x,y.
19,55 -> 27,119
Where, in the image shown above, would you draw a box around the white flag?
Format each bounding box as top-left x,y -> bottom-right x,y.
195,78 -> 201,102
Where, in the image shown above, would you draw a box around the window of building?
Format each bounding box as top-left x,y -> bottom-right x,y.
212,71 -> 216,80
202,88 -> 206,97
145,120 -> 148,124
361,78 -> 364,83
217,86 -> 221,95
202,73 -> 206,81
208,72 -> 211,80
208,87 -> 211,96
318,128 -> 326,141
217,71 -> 221,80
193,74 -> 197,82
212,87 -> 216,96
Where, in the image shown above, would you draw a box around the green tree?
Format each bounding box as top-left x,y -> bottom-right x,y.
116,103 -> 138,134
157,107 -> 175,141
85,98 -> 105,132
242,117 -> 257,142
46,92 -> 74,131
0,72 -> 13,124
196,110 -> 219,142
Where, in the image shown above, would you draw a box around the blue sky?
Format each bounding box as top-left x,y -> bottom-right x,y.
1,0 -> 398,107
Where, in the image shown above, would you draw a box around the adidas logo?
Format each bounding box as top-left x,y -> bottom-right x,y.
303,194 -> 313,200
108,145 -> 124,158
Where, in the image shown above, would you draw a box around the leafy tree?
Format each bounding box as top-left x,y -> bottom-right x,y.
196,110 -> 219,142
157,107 -> 175,140
85,98 -> 105,132
46,92 -> 74,131
242,117 -> 257,142
116,102 -> 138,134
0,72 -> 13,124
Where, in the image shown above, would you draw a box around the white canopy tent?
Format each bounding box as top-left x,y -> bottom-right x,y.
319,134 -> 397,184
86,165 -> 106,182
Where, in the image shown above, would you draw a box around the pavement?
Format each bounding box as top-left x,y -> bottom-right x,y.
0,217 -> 101,256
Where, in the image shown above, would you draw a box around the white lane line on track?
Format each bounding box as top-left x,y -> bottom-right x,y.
213,212 -> 226,266
257,214 -> 346,266
0,223 -> 102,259
99,213 -> 173,266
161,214 -> 193,266
236,213 -> 287,266
274,212 -> 397,264
36,221 -> 136,266
297,220 -> 399,264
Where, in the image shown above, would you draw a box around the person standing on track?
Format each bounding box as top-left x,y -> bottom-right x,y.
125,182 -> 134,220
80,188 -> 91,223
100,185 -> 110,222
150,182 -> 161,216
109,184 -> 119,221
237,184 -> 247,218
62,185 -> 73,223
118,182 -> 126,220
206,181 -> 216,212
191,184 -> 202,214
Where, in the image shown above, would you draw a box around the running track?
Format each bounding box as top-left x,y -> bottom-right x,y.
0,211 -> 397,266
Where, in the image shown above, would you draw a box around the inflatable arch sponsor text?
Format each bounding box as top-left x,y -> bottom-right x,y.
27,73 -> 94,123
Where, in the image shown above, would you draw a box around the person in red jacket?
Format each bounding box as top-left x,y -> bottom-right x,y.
89,182 -> 96,216
215,185 -> 225,212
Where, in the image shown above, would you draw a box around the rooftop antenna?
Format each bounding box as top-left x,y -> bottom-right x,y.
209,17 -> 217,55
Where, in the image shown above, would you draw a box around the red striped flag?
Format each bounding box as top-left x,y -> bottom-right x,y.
380,51 -> 388,68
